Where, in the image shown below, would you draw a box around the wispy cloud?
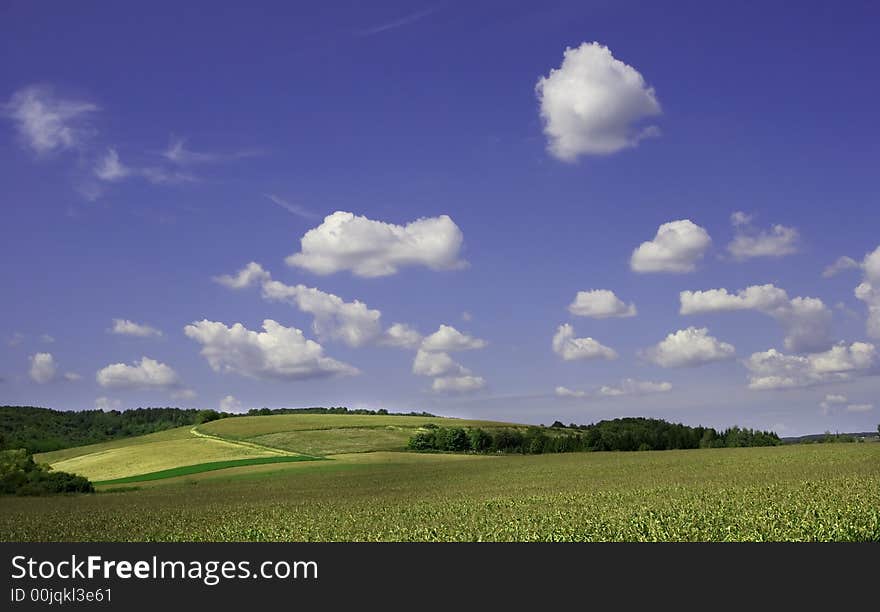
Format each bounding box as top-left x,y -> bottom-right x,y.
163,137 -> 263,165
358,7 -> 436,36
265,194 -> 319,220
4,85 -> 99,155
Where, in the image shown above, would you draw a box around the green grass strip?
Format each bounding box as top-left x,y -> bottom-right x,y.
93,455 -> 324,485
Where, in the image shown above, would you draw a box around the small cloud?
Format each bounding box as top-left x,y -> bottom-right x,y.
4,85 -> 99,155
29,352 -> 57,384
552,323 -> 617,361
63,372 -> 81,382
7,332 -> 24,347
461,311 -> 473,322
40,334 -> 55,344
730,211 -> 754,227
555,386 -> 586,398
846,403 -> 874,413
286,211 -> 466,278
535,42 -> 661,161
822,256 -> 860,278
568,289 -> 636,319
110,319 -> 163,338
727,220 -> 799,261
358,7 -> 436,36
219,394 -> 243,412
631,220 -> 711,274
641,327 -> 735,368
96,356 -> 180,389
431,375 -> 486,394
163,136 -> 262,165
171,388 -> 197,401
95,396 -> 121,411
94,147 -> 131,181
265,193 -> 319,220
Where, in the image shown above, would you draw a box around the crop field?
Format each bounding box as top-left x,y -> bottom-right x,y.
2,415 -> 879,541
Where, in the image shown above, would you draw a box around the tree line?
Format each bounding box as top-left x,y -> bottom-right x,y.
408,418 -> 781,454
0,406 -> 230,454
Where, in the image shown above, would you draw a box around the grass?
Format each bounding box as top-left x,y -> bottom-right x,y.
93,455 -> 322,485
3,443 -> 879,541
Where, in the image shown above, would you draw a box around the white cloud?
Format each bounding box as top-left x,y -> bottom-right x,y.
599,378 -> 672,397
96,357 -> 180,389
745,342 -> 876,390
214,261 -> 272,289
380,323 -> 423,349
431,375 -> 486,394
94,148 -> 131,181
412,349 -> 469,377
4,85 -> 98,155
8,332 -> 24,347
568,289 -> 636,318
461,311 -> 473,322
95,397 -> 121,411
552,323 -> 617,361
184,319 -> 358,381
847,403 -> 873,413
730,211 -> 754,227
555,386 -> 586,398
63,372 -> 81,382
218,262 -> 418,349
414,326 -> 486,388
642,327 -> 735,368
111,318 -> 163,338
535,42 -> 661,161
854,245 -> 880,339
630,220 -> 711,273
262,280 -> 383,348
680,284 -> 832,353
822,256 -> 860,278
219,394 -> 242,413
285,211 -> 466,277
171,388 -> 197,400
29,352 -> 56,383
420,324 -> 487,352
728,223 -> 799,260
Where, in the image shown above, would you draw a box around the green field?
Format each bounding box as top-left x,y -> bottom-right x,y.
3,414 -> 879,541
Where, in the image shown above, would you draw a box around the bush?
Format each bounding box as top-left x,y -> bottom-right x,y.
0,449 -> 94,496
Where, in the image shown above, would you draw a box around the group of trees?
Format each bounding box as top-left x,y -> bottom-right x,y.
408,418 -> 781,455
0,449 -> 93,496
0,406 -> 229,454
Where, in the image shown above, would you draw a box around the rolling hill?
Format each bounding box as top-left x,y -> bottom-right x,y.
35,413 -> 518,484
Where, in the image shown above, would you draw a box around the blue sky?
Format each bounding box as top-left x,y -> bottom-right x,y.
2,1 -> 879,435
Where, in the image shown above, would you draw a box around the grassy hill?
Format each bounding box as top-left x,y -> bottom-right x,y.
34,413 -> 521,484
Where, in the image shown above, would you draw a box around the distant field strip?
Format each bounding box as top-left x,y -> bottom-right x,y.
94,455 -> 323,485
